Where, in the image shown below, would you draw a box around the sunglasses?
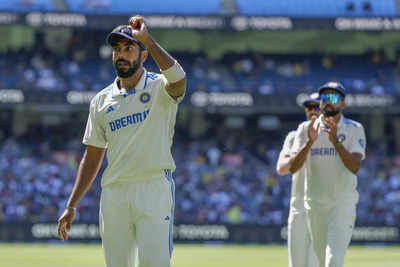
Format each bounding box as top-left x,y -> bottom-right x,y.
305,105 -> 320,112
321,93 -> 341,105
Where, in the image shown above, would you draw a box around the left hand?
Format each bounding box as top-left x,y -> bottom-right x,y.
321,117 -> 338,144
128,15 -> 151,45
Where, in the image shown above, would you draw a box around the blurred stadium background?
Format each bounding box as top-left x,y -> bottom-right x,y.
1,0 -> 400,266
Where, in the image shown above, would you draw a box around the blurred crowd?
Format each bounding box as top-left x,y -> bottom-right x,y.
0,123 -> 399,226
0,34 -> 398,95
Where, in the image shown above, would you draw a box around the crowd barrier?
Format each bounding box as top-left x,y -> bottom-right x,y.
1,222 -> 398,244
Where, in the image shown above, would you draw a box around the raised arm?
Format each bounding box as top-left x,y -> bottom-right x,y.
129,15 -> 186,99
57,145 -> 105,241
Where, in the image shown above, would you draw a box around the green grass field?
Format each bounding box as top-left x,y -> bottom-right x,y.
0,243 -> 398,267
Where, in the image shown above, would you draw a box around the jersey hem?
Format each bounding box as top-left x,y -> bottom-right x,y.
100,170 -> 173,188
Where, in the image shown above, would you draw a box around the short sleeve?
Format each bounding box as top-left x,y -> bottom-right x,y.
159,75 -> 185,104
348,124 -> 366,160
278,131 -> 295,160
82,99 -> 107,148
291,122 -> 308,155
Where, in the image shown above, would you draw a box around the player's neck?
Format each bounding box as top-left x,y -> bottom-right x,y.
118,68 -> 144,92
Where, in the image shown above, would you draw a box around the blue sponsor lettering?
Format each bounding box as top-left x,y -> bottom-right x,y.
109,109 -> 149,132
126,115 -> 133,125
132,112 -> 142,123
143,109 -> 149,120
115,119 -> 121,129
109,122 -> 116,132
311,147 -> 338,156
121,117 -> 127,127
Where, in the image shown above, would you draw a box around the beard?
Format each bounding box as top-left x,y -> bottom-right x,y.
114,58 -> 140,78
322,104 -> 340,117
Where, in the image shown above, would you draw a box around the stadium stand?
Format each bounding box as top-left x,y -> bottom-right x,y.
0,44 -> 396,95
236,0 -> 397,17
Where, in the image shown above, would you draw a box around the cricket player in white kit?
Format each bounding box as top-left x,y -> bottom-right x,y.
57,15 -> 186,267
290,82 -> 366,267
277,93 -> 319,267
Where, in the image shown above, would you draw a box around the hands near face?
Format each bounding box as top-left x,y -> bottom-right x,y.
308,115 -> 339,145
307,115 -> 319,143
321,116 -> 338,144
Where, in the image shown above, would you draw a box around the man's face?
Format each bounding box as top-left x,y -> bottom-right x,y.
112,40 -> 142,78
320,89 -> 345,117
304,103 -> 321,120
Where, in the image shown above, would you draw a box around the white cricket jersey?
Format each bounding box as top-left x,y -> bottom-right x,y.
83,69 -> 183,187
277,130 -> 306,211
291,115 -> 366,209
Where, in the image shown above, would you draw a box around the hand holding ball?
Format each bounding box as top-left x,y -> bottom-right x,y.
128,15 -> 149,45
129,16 -> 142,30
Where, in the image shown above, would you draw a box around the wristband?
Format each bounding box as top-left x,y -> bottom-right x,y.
161,61 -> 185,83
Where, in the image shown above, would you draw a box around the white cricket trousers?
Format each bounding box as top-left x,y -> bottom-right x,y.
306,204 -> 356,267
99,170 -> 175,267
288,208 -> 319,267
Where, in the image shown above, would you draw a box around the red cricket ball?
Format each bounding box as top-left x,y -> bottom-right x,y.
129,17 -> 141,30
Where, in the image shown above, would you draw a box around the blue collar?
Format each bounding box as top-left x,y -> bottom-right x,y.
111,68 -> 148,98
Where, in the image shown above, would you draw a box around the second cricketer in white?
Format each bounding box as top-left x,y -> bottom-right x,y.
57,16 -> 186,267
277,93 -> 319,267
290,82 -> 366,267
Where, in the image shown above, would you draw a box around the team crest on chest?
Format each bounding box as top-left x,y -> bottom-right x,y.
140,92 -> 151,103
338,134 -> 346,143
